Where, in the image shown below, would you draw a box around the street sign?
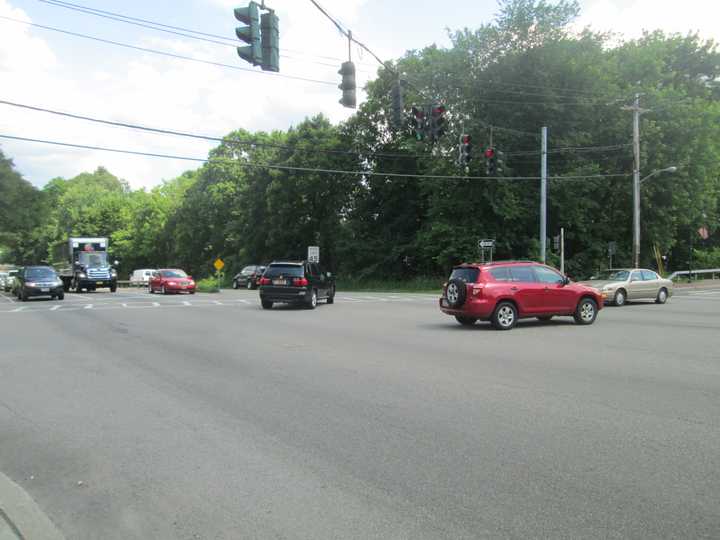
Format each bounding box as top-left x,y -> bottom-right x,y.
477,239 -> 495,249
213,258 -> 225,271
608,241 -> 617,256
308,246 -> 320,263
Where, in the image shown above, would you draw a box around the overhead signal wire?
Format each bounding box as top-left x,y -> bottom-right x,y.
0,15 -> 338,86
0,133 -> 631,181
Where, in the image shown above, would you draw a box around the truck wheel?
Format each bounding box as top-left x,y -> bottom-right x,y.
261,299 -> 273,309
326,286 -> 335,304
110,284 -> 117,293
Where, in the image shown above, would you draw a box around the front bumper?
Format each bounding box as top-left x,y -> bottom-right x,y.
164,284 -> 196,293
24,285 -> 64,297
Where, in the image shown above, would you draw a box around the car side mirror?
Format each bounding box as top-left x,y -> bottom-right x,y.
563,276 -> 571,286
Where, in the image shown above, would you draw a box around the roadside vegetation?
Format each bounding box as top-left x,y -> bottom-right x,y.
1,0 -> 718,284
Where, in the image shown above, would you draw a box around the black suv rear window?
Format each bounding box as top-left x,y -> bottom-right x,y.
265,265 -> 303,278
449,268 -> 479,282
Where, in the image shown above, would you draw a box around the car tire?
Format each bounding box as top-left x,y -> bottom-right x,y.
613,289 -> 626,307
190,290 -> 195,295
326,286 -> 335,304
307,289 -> 318,310
232,280 -> 239,290
261,299 -> 273,310
446,278 -> 467,308
574,297 -> 598,325
58,293 -> 64,300
20,290 -> 28,302
455,315 -> 477,326
537,316 -> 553,322
149,286 -> 154,294
655,288 -> 668,304
246,280 -> 253,290
491,301 -> 517,330
161,285 -> 166,295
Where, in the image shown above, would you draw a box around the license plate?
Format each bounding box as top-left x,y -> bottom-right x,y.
41,288 -> 50,292
272,279 -> 286,286
96,281 -> 104,285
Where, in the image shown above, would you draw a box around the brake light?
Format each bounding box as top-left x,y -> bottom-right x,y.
293,277 -> 309,286
259,277 -> 271,286
472,284 -> 484,297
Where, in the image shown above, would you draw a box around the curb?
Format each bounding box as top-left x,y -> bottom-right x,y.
0,472 -> 65,540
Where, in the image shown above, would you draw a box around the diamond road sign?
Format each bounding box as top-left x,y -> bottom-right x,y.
213,258 -> 225,271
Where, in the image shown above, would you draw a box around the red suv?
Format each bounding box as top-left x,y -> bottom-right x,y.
439,261 -> 603,330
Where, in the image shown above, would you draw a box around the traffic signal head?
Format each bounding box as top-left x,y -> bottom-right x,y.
485,147 -> 496,175
411,106 -> 426,140
429,104 -> 446,142
235,2 -> 261,66
260,11 -> 279,72
390,80 -> 404,129
459,134 -> 472,164
338,61 -> 357,108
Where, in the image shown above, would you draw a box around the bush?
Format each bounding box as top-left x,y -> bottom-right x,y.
195,277 -> 220,293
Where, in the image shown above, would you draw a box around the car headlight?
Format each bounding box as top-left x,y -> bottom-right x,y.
55,280 -> 63,287
111,269 -> 117,276
26,282 -> 37,287
168,281 -> 177,286
78,272 -> 86,278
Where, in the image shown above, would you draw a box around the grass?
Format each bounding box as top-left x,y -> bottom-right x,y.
195,277 -> 220,293
336,276 -> 443,293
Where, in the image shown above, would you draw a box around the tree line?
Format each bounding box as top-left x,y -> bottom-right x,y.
1,0 -> 719,281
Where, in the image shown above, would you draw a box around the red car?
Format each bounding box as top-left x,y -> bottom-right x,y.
439,261 -> 603,330
149,269 -> 196,295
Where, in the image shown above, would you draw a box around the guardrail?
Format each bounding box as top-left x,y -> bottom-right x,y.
117,280 -> 147,288
668,269 -> 720,280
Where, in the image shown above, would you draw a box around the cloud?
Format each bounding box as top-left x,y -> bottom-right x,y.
0,0 -> 372,189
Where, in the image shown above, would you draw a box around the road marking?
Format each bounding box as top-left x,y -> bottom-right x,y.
10,306 -> 26,312
182,301 -> 192,306
49,305 -> 61,311
0,292 -> 15,303
213,300 -> 224,305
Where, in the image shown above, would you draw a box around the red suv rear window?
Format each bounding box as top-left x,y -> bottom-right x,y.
449,267 -> 479,282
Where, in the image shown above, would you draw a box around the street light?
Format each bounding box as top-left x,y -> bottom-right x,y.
633,166 -> 678,268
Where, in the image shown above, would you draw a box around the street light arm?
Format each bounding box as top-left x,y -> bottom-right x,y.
640,166 -> 678,184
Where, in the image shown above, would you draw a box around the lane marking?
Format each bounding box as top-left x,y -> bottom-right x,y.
10,306 -> 26,312
49,305 -> 61,311
0,292 -> 16,303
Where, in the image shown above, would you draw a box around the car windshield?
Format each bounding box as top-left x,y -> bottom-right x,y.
449,267 -> 479,282
591,270 -> 630,281
265,265 -> 303,278
26,268 -> 57,280
78,252 -> 108,267
161,270 -> 187,278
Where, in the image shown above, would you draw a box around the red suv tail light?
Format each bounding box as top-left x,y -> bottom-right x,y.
259,277 -> 271,286
292,277 -> 309,286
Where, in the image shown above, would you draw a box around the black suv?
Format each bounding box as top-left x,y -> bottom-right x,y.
258,261 -> 335,309
15,266 -> 65,301
232,265 -> 266,290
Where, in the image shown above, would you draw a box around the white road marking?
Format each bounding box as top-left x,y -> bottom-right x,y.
10,306 -> 26,312
49,305 -> 62,311
83,304 -> 93,309
182,301 -> 192,306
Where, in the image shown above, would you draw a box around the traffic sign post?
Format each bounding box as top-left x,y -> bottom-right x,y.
608,241 -> 617,269
214,258 -> 225,290
308,246 -> 320,263
477,239 -> 495,263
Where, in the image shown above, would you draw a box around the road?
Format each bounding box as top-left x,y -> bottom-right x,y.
1,287 -> 719,539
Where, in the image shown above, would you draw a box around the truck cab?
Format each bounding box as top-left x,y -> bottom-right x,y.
56,237 -> 118,293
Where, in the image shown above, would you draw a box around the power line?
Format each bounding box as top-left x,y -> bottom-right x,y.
0,133 -> 630,181
0,15 -> 337,86
36,0 -> 377,73
38,0 -> 379,69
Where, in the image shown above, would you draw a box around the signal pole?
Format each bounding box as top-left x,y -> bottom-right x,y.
540,126 -> 548,263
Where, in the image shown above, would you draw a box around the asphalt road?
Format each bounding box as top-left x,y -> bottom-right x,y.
1,287 -> 719,539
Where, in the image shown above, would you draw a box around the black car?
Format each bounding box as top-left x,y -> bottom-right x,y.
15,266 -> 65,301
258,261 -> 335,309
232,265 -> 266,290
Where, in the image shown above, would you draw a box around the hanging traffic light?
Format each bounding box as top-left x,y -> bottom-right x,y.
484,147 -> 496,176
235,2 -> 261,66
260,11 -> 279,72
495,148 -> 505,174
338,61 -> 357,108
429,104 -> 446,142
390,80 -> 404,129
459,134 -> 472,165
411,106 -> 426,140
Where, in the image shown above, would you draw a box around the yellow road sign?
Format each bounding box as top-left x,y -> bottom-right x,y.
213,258 -> 225,271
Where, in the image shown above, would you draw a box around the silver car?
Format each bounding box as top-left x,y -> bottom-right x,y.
580,268 -> 673,306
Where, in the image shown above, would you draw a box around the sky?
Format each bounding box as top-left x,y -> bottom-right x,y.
0,0 -> 718,189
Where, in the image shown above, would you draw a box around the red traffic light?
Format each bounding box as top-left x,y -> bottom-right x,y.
461,135 -> 471,144
412,106 -> 425,118
431,105 -> 446,116
484,147 -> 495,158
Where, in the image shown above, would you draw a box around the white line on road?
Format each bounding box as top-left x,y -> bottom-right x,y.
10,306 -> 26,312
49,305 -> 61,311
0,292 -> 15,303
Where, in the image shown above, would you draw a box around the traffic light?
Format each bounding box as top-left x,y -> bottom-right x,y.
260,11 -> 279,72
390,80 -> 404,129
459,134 -> 471,165
338,61 -> 356,108
429,104 -> 446,142
411,106 -> 426,140
484,147 -> 496,175
235,2 -> 261,66
495,148 -> 505,174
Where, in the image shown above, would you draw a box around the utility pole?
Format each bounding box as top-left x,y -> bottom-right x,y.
622,94 -> 649,268
540,126 -> 548,263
